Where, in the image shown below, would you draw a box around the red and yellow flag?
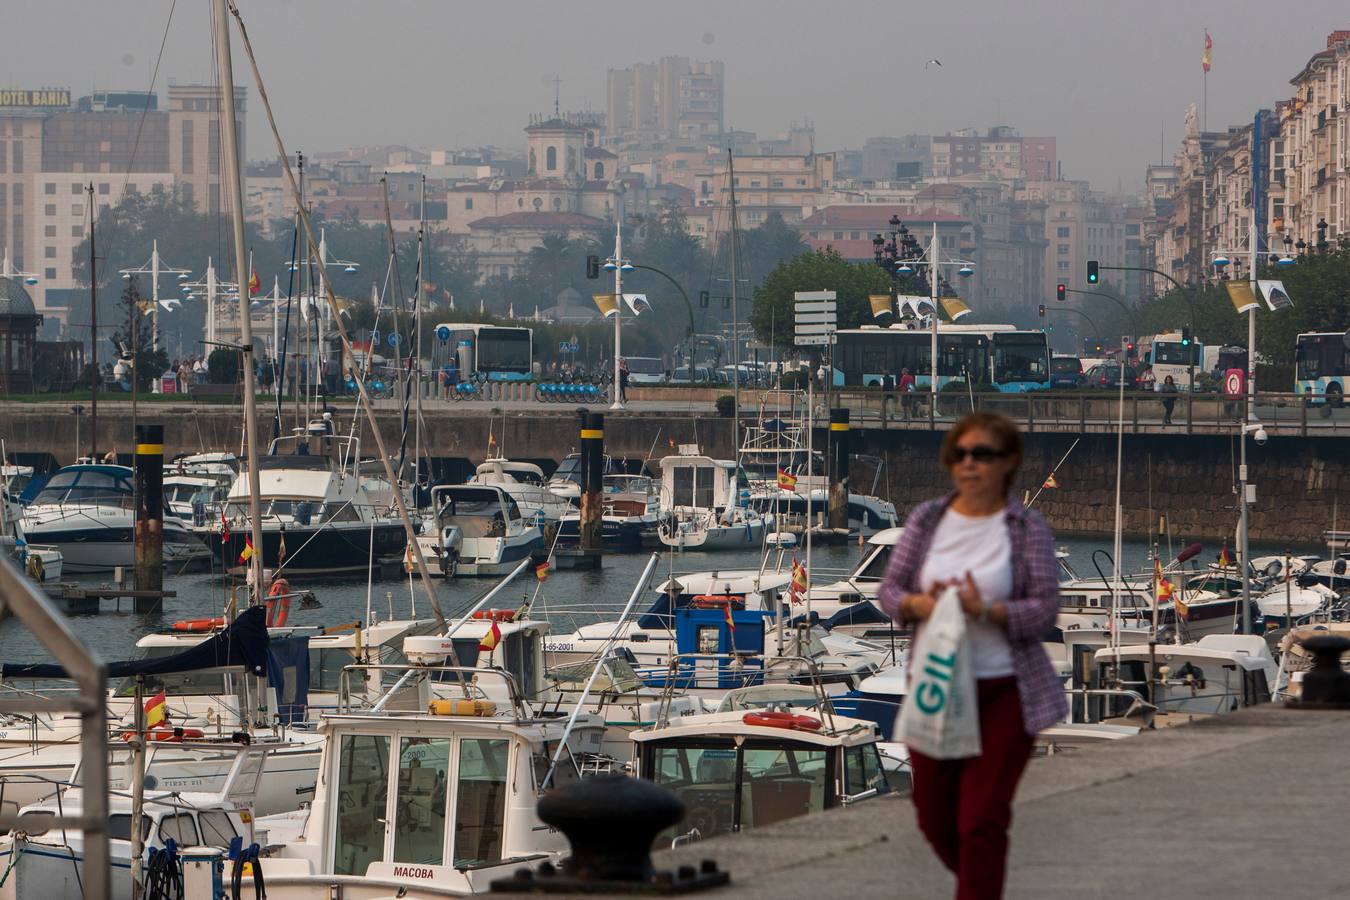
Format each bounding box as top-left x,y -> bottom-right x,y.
144,690 -> 167,729
237,536 -> 254,565
1202,30 -> 1212,73
777,468 -> 798,492
248,268 -> 261,296
220,510 -> 230,544
1218,543 -> 1231,568
789,557 -> 809,604
723,602 -> 735,633
1042,472 -> 1059,490
478,619 -> 502,653
488,431 -> 497,452
535,560 -> 550,582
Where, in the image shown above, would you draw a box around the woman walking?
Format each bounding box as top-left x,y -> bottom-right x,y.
878,411 -> 1065,900
1160,374 -> 1178,426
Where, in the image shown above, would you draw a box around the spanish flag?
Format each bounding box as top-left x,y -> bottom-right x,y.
488,431 -> 497,452
144,690 -> 167,729
1158,578 -> 1175,604
723,602 -> 735,633
790,557 -> 809,604
1042,473 -> 1059,489
478,619 -> 502,653
1218,543 -> 1231,568
238,536 -> 254,565
1202,29 -> 1212,73
1174,591 -> 1189,620
777,468 -> 798,492
535,560 -> 550,582
220,510 -> 231,544
248,268 -> 261,296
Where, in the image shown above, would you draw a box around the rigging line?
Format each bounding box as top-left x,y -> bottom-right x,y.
273,219 -> 300,443
119,0 -> 178,198
227,0 -> 445,629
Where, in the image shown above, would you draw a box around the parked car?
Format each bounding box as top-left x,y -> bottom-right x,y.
1049,355 -> 1084,388
1084,363 -> 1141,389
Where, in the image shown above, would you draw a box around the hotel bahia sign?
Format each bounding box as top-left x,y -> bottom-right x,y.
0,89 -> 71,108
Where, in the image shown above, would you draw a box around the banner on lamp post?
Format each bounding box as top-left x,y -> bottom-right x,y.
1257,280 -> 1293,311
1225,282 -> 1260,314
592,293 -> 619,318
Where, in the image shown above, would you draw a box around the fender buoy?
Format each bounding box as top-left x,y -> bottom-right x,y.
471,608 -> 515,622
266,578 -> 293,627
171,618 -> 225,633
742,711 -> 823,732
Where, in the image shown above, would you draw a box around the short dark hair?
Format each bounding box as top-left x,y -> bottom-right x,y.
940,411 -> 1023,492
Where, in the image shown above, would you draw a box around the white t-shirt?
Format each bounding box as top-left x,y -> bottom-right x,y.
917,507 -> 1015,678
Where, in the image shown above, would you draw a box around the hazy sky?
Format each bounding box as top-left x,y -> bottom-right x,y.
7,1 -> 1346,192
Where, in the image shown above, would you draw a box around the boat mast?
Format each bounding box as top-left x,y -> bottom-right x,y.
87,184 -> 98,461
414,175 -> 425,490
727,149 -> 740,430
213,0 -> 265,602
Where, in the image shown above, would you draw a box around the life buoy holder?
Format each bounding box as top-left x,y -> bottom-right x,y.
171,618 -> 225,633
121,727 -> 206,743
691,595 -> 744,609
741,711 -> 823,732
266,578 -> 293,627
471,608 -> 515,622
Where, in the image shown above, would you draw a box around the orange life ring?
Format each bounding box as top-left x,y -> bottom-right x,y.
471,608 -> 515,622
266,578 -> 293,627
171,618 -> 225,633
741,711 -> 822,732
691,595 -> 743,609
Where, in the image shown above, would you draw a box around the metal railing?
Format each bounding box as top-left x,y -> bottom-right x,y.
0,555 -> 109,899
833,389 -> 1350,437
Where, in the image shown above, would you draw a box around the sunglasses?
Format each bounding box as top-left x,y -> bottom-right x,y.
948,445 -> 1008,464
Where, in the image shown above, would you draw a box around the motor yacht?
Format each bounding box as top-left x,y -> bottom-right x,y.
416,484 -> 543,577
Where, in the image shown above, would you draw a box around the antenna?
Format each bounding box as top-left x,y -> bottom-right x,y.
552,74 -> 562,118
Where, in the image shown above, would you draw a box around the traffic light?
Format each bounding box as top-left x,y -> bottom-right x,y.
1180,326 -> 1192,347
585,255 -> 600,279
1122,335 -> 1135,356
699,290 -> 710,309
1038,304 -> 1046,318
1087,260 -> 1100,284
1056,283 -> 1066,302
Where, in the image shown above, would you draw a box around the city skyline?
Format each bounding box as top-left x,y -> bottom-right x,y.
4,0 -> 1346,192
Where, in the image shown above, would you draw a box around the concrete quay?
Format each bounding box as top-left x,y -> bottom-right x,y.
637,706 -> 1350,899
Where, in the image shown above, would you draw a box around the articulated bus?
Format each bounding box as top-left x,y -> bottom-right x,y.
431,323 -> 533,381
832,324 -> 1050,392
1295,332 -> 1348,405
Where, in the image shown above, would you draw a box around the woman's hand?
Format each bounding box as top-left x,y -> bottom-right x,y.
955,571 -> 984,619
901,591 -> 938,622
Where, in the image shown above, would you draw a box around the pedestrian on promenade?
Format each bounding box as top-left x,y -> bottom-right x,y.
618,357 -> 630,403
881,368 -> 897,419
878,410 -> 1065,900
1160,374 -> 1178,426
899,367 -> 917,419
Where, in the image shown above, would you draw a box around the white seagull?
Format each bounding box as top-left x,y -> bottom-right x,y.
924,58 -> 942,69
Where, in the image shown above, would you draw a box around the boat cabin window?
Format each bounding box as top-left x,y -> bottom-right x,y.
453,738 -> 510,866
532,744 -> 583,789
33,469 -> 130,506
198,810 -> 238,846
501,631 -> 540,699
333,734 -> 391,875
552,455 -> 582,485
671,466 -> 715,510
310,648 -> 359,692
109,813 -> 152,842
13,811 -> 55,836
437,492 -> 518,537
843,745 -> 891,798
646,741 -> 832,839
854,545 -> 893,580
158,813 -> 200,847
323,502 -> 362,523
393,737 -> 450,866
112,657 -> 231,697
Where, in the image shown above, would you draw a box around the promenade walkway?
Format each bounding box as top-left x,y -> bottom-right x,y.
642,705 -> 1350,899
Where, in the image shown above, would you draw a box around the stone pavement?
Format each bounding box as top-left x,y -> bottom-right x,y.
640,706 -> 1350,899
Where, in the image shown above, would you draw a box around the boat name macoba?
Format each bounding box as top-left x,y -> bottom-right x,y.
392,865 -> 437,880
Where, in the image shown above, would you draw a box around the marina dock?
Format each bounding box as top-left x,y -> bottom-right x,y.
627,705 -> 1350,899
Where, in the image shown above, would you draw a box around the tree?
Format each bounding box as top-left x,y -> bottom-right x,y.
109,280 -> 169,392
737,213 -> 808,290
749,248 -> 891,349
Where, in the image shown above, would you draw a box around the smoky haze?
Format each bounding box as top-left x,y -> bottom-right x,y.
5,0 -> 1345,191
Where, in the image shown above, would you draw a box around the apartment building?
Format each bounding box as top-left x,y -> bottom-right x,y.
1274,31 -> 1348,247
607,56 -> 725,143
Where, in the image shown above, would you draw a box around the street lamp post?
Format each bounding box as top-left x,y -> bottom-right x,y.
603,208 -> 634,411
119,241 -> 191,359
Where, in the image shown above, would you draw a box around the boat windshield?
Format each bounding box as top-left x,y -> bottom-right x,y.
32,469 -> 131,507
436,490 -> 519,537
551,455 -> 582,484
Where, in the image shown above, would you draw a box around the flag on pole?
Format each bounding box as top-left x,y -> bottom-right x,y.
144,691 -> 167,729
1174,590 -> 1189,620
722,602 -> 736,633
790,557 -> 809,604
220,510 -> 231,543
238,536 -> 254,565
668,436 -> 677,449
535,560 -> 550,582
1218,543 -> 1231,568
1202,30 -> 1212,73
1042,473 -> 1059,489
777,468 -> 798,492
478,619 -> 502,653
248,268 -> 261,296
403,542 -> 415,573
488,431 -> 497,453
278,533 -> 287,565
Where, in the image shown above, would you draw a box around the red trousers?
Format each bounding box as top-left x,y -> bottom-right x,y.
908,676 -> 1035,900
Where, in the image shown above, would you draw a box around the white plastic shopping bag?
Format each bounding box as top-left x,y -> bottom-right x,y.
897,586 -> 981,759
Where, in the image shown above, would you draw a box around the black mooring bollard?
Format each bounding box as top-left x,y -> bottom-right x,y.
490,774 -> 729,893
1294,635 -> 1350,708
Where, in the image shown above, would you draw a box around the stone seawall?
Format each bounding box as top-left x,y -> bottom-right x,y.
853,429 -> 1349,546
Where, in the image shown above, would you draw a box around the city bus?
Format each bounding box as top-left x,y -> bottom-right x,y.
431,323 -> 533,381
832,324 -> 1050,392
1295,332 -> 1348,405
1142,332 -> 1203,391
